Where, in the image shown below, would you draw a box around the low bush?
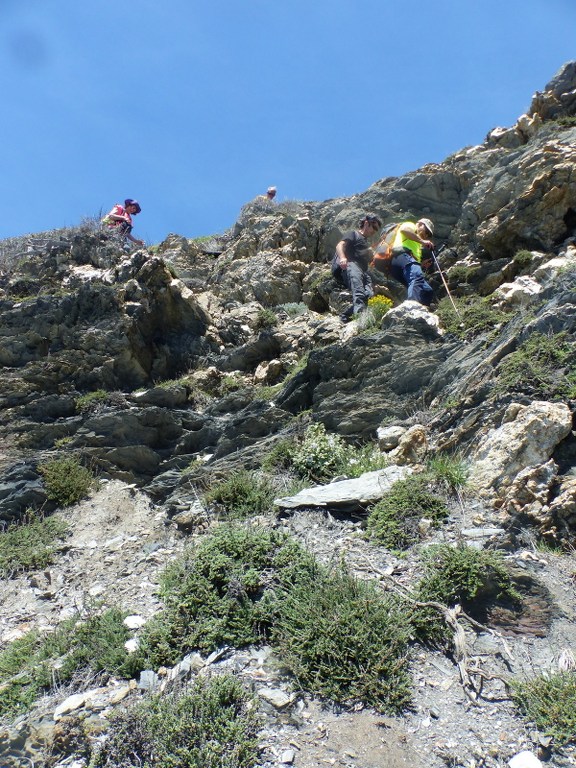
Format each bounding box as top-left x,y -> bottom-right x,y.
38,456 -> 95,507
0,607 -> 133,720
512,670 -> 576,747
0,512 -> 69,577
274,569 -> 412,714
426,452 -> 469,493
282,423 -> 388,483
134,526 -> 318,667
204,470 -> 277,518
255,307 -> 278,330
89,674 -> 260,768
75,390 -> 108,413
513,249 -> 533,270
436,295 -> 510,340
414,544 -> 521,645
366,473 -> 450,551
494,331 -> 576,400
367,295 -> 393,323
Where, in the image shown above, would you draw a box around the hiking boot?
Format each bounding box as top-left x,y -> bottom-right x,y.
339,313 -> 352,324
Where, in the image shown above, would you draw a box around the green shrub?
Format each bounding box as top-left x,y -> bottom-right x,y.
255,307 -> 278,330
38,456 -> 95,507
367,295 -> 393,324
75,389 -> 108,413
89,674 -> 260,768
204,470 -> 277,518
436,295 -> 510,340
414,544 -> 521,645
366,474 -> 450,550
512,670 -> 576,746
263,427 -> 388,481
0,607 -> 133,720
513,249 -> 533,270
426,453 -> 469,493
494,331 -> 576,400
289,422 -> 350,481
134,526 -> 318,667
0,513 -> 69,577
447,264 -> 474,285
276,302 -> 308,317
274,569 -> 412,714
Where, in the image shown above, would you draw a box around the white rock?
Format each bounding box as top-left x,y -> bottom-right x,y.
54,693 -> 87,720
508,750 -> 543,768
123,614 -> 146,630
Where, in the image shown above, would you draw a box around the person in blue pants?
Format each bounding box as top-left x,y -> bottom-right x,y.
389,218 -> 435,307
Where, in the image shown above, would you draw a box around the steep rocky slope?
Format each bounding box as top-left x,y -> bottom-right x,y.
1,63 -> 576,768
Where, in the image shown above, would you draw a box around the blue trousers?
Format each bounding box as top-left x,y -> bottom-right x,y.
390,251 -> 433,307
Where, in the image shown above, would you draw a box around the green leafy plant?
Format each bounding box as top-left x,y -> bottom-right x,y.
366,473 -> 450,550
134,526 -> 318,667
255,307 -> 278,330
414,544 -> 521,645
436,295 -> 510,340
367,295 -> 393,324
204,470 -> 277,518
0,512 -> 69,577
38,456 -> 95,507
0,607 -> 133,720
75,389 -> 108,413
89,675 -> 260,768
426,452 -> 469,493
274,569 -> 412,714
494,331 -> 576,400
512,670 -> 576,746
513,249 -> 533,270
447,264 -> 475,286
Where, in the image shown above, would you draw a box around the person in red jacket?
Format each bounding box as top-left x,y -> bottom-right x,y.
102,198 -> 144,246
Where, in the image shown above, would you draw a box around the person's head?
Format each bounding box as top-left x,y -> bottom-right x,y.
359,214 -> 382,235
124,198 -> 141,214
266,186 -> 277,199
416,218 -> 434,238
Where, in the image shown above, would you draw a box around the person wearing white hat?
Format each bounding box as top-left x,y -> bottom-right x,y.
389,218 -> 435,306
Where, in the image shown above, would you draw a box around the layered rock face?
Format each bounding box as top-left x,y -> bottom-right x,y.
1,63 -> 576,532
2,61 -> 576,768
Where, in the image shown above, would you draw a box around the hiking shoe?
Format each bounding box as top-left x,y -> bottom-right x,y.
339,313 -> 351,324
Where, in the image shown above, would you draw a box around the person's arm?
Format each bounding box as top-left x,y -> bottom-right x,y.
126,232 -> 145,246
335,239 -> 348,268
399,224 -> 433,250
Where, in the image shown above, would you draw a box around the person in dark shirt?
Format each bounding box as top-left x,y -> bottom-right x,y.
332,214 -> 381,322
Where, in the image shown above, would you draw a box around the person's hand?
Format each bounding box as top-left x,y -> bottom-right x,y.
422,239 -> 434,250
338,256 -> 348,269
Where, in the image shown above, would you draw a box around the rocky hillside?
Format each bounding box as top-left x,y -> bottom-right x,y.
1,63 -> 576,768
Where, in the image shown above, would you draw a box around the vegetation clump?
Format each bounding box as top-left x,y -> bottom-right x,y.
274,569 -> 412,714
367,294 -> 393,323
38,456 -> 95,507
134,525 -> 413,715
436,295 -> 510,340
266,422 -> 387,483
89,674 -> 260,768
494,331 -> 576,400
203,470 -> 277,518
414,544 -> 521,645
134,526 -> 318,666
255,307 -> 278,330
512,670 -> 576,747
0,607 -> 133,720
0,512 -> 69,577
366,473 -> 450,551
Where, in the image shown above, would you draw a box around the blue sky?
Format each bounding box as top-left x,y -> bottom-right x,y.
1,0 -> 575,245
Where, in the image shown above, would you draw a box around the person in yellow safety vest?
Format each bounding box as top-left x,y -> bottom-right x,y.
389,218 -> 435,307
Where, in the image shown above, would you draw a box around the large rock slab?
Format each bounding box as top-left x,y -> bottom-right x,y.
275,465 -> 412,512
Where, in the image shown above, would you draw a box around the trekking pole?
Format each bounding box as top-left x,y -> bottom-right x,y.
431,248 -> 461,319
